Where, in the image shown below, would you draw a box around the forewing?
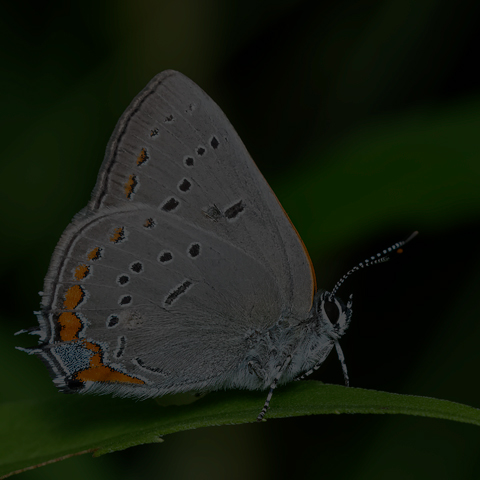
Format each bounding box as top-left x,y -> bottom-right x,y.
89,70 -> 315,316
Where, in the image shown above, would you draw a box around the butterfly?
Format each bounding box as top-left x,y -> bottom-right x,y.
18,71 -> 415,421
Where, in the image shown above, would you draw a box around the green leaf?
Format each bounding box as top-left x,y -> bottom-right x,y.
2,381 -> 480,478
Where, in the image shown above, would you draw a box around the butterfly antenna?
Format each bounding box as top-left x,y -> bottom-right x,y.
330,231 -> 418,297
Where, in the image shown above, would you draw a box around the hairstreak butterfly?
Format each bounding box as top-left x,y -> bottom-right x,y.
17,71 -> 416,421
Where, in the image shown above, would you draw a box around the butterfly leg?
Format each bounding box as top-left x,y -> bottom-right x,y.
334,340 -> 349,387
257,355 -> 292,422
294,344 -> 332,382
294,363 -> 323,382
294,341 -> 349,386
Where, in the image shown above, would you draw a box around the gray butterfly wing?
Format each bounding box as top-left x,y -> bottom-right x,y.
36,70 -> 316,396
90,70 -> 315,313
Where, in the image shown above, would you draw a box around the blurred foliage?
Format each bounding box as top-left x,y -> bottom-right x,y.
1,0 -> 480,479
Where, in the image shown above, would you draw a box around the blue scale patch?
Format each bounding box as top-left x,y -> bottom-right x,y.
53,342 -> 93,372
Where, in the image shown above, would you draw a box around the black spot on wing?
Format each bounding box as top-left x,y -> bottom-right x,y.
114,336 -> 127,359
106,315 -> 119,328
161,197 -> 180,212
210,136 -> 219,149
224,200 -> 245,220
130,262 -> 143,273
158,251 -> 173,263
117,274 -> 130,286
188,243 -> 200,258
164,280 -> 193,306
184,156 -> 194,167
119,295 -> 132,306
134,357 -> 168,376
178,178 -> 192,193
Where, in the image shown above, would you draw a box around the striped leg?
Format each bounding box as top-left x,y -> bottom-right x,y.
294,342 -> 335,382
257,355 -> 292,422
294,362 -> 323,382
334,340 -> 349,387
294,341 -> 349,386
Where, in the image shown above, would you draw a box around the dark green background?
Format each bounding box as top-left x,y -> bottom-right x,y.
1,1 -> 480,478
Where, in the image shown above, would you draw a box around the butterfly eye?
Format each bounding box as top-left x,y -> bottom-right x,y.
324,299 -> 340,324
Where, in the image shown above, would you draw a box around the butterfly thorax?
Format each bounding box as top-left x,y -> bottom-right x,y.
224,291 -> 353,391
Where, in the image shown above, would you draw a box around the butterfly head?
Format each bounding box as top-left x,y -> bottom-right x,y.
316,291 -> 353,339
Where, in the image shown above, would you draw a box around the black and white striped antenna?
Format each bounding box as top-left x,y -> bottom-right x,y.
330,231 -> 418,297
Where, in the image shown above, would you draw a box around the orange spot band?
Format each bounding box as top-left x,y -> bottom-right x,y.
63,285 -> 84,310
137,148 -> 148,166
124,175 -> 137,199
74,264 -> 89,280
58,312 -> 83,341
75,341 -> 145,385
87,247 -> 101,261
110,227 -> 125,243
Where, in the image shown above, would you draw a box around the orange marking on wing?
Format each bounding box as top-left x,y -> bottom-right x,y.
137,148 -> 148,166
124,174 -> 137,199
58,312 -> 82,341
74,264 -> 89,280
87,247 -> 101,261
63,285 -> 84,310
110,227 -> 125,243
75,342 -> 145,384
